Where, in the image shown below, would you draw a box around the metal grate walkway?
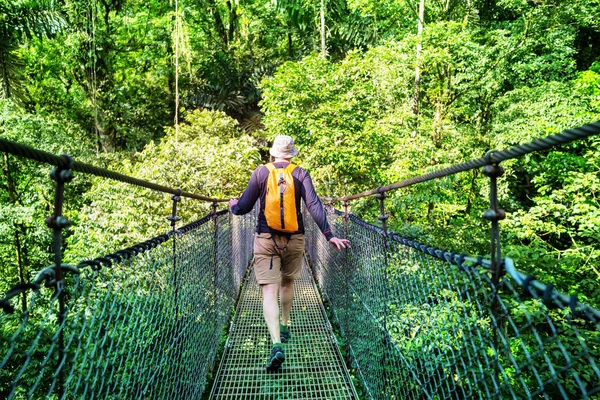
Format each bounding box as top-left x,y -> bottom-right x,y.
209,259 -> 359,399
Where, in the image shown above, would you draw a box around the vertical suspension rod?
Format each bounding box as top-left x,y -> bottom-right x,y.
376,191 -> 389,395
343,200 -> 349,238
211,202 -> 219,342
168,189 -> 182,315
342,200 -> 351,356
482,160 -> 506,399
168,188 -> 181,395
45,155 -> 74,399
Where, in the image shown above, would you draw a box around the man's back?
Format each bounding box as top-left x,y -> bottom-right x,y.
231,162 -> 333,240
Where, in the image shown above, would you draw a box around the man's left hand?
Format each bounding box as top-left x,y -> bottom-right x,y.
329,237 -> 351,252
228,198 -> 238,209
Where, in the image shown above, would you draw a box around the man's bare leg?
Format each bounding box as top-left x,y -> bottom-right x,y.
280,278 -> 294,326
262,283 -> 281,344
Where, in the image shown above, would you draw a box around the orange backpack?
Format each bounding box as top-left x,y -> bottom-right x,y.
264,163 -> 298,233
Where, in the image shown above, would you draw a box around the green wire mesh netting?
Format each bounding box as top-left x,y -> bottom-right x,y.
305,207 -> 600,400
209,260 -> 358,399
3,202 -> 600,400
1,209 -> 255,399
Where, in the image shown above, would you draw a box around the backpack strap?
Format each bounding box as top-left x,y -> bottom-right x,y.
265,162 -> 296,172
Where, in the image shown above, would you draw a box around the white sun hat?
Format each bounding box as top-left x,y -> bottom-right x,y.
269,135 -> 299,159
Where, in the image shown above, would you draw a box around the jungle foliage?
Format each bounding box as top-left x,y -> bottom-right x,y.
1,0 -> 600,397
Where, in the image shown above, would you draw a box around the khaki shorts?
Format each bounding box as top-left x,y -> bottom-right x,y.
253,232 -> 305,285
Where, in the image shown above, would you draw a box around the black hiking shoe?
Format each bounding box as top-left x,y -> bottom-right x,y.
266,346 -> 285,372
280,329 -> 291,343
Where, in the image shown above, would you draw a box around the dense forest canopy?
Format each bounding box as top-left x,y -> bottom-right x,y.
1,0 -> 600,312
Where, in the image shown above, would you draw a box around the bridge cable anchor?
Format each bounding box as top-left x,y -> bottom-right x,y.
376,190 -> 389,222
342,199 -> 350,220
168,188 -> 182,228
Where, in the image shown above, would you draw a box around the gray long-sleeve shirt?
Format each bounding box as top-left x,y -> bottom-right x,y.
231,162 -> 334,241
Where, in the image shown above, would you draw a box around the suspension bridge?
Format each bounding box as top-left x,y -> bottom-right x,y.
1,122 -> 600,399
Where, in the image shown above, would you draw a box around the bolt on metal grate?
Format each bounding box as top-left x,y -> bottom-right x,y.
0,209 -> 255,399
209,260 -> 359,399
305,207 -> 600,400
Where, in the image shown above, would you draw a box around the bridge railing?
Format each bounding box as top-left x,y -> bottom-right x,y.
307,120 -> 600,400
1,209 -> 255,399
306,207 -> 600,399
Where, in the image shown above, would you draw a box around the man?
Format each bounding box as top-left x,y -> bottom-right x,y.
229,135 -> 350,372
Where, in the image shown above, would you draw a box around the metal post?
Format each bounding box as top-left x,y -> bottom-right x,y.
482,164 -> 506,285
211,202 -> 219,340
45,155 -> 73,398
168,189 -> 181,315
376,191 -> 389,396
482,162 -> 506,399
343,200 -> 349,238
342,199 -> 351,359
166,188 -> 182,400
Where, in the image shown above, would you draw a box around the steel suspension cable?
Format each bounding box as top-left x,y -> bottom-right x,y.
0,138 -> 228,202
325,120 -> 600,202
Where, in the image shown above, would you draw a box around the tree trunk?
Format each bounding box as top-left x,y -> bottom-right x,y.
287,19 -> 294,57
0,40 -> 12,99
166,24 -> 176,136
465,169 -> 478,216
412,0 -> 425,135
228,1 -> 237,43
208,0 -> 228,46
14,226 -> 28,312
433,104 -> 442,146
4,153 -> 28,311
320,0 -> 326,58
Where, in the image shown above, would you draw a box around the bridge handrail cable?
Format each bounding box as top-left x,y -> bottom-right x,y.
0,138 -> 228,202
325,120 -> 600,202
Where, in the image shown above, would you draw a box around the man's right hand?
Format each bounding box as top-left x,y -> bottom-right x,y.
228,198 -> 239,209
329,237 -> 351,252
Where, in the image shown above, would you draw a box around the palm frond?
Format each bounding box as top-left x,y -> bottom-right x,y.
0,0 -> 66,104
0,34 -> 27,104
187,84 -> 245,113
240,111 -> 265,134
4,0 -> 66,41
